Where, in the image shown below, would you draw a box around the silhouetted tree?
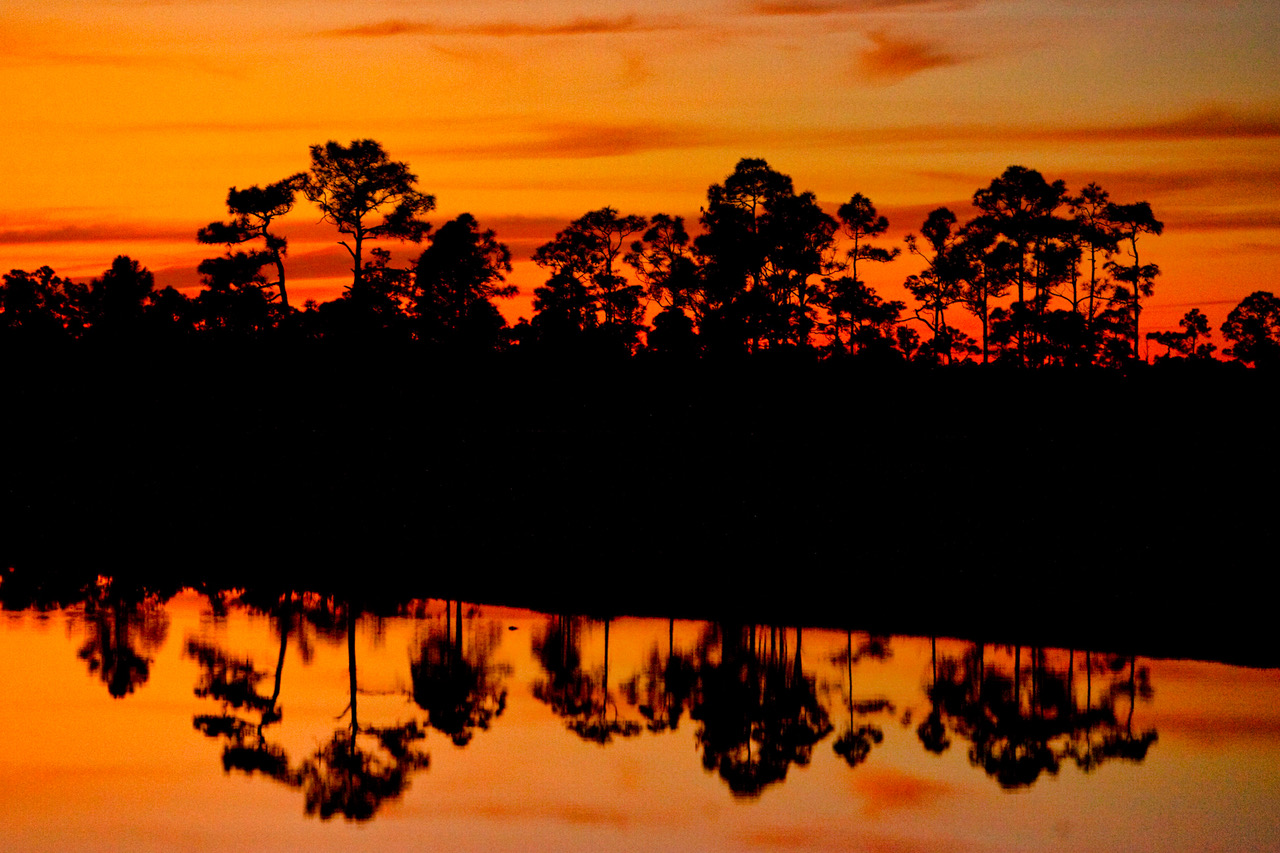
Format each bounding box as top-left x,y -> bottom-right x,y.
951,222 -> 1014,363
625,213 -> 703,354
695,159 -> 839,352
195,251 -> 277,338
970,167 -> 1071,364
817,276 -> 903,358
311,246 -> 415,342
824,193 -> 899,354
644,304 -> 700,356
1104,201 -> 1163,362
0,266 -> 84,342
413,213 -> 515,351
198,176 -> 303,308
142,285 -> 198,340
1221,291 -> 1280,368
303,139 -> 435,293
1067,183 -> 1120,337
1148,308 -> 1215,360
85,255 -> 154,339
532,207 -> 648,353
904,207 -> 972,363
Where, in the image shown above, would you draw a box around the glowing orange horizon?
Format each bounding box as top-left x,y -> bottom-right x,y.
3,0 -> 1277,346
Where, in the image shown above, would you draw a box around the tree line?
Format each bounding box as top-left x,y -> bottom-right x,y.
2,139 -> 1278,367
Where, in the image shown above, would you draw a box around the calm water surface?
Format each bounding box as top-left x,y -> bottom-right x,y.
2,589 -> 1278,852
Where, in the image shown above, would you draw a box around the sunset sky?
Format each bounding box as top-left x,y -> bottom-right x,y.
4,0 -> 1277,342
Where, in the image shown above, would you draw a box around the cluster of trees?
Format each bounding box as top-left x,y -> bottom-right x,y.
3,140 -> 1278,366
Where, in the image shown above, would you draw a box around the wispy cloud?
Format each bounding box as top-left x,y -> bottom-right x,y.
858,30 -> 970,81
401,105 -> 1280,162
0,222 -> 194,245
2,47 -> 231,74
320,16 -> 678,38
1161,209 -> 1280,231
791,105 -> 1280,146
1079,106 -> 1280,143
747,0 -> 976,15
412,122 -> 715,160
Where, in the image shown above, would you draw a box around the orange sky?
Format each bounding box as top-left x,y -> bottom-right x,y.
3,0 -> 1278,344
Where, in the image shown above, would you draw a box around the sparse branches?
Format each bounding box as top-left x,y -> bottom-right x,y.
303,140 -> 436,292
824,194 -> 900,353
625,214 -> 701,314
1147,308 -> 1215,360
1103,201 -> 1163,362
1067,183 -> 1120,327
903,207 -> 967,364
199,175 -> 304,308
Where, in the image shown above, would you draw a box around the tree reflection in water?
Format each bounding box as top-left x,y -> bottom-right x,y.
58,582 -> 1170,811
622,618 -> 696,733
690,624 -> 832,798
410,599 -> 510,746
75,578 -> 171,699
1065,651 -> 1158,770
831,632 -> 893,768
187,590 -> 299,783
926,642 -> 1157,788
187,592 -> 430,820
533,615 -> 641,744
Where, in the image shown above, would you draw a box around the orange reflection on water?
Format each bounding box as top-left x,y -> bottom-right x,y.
1,592 -> 1279,853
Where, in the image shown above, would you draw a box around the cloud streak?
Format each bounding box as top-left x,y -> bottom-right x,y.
0,222 -> 194,246
2,47 -> 236,76
411,122 -> 715,160
321,16 -> 678,38
392,106 -> 1280,162
792,106 -> 1280,146
748,0 -> 973,14
858,30 -> 969,81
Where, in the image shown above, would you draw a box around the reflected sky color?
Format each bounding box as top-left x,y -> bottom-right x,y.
2,591 -> 1279,852
3,0 -> 1278,341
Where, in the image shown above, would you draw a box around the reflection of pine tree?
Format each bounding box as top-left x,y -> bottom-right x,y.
534,617 -> 641,744
927,643 -> 1158,789
1066,652 -> 1157,770
187,592 -> 297,784
411,600 -> 510,746
186,593 -> 431,821
296,603 -> 430,821
691,624 -> 832,798
298,724 -> 429,821
832,631 -> 893,768
76,583 -> 169,699
916,637 -> 951,755
622,619 -> 696,733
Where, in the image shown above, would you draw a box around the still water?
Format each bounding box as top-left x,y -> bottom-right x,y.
2,588 -> 1278,852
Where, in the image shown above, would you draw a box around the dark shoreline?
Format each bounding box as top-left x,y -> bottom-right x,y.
4,350 -> 1276,667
